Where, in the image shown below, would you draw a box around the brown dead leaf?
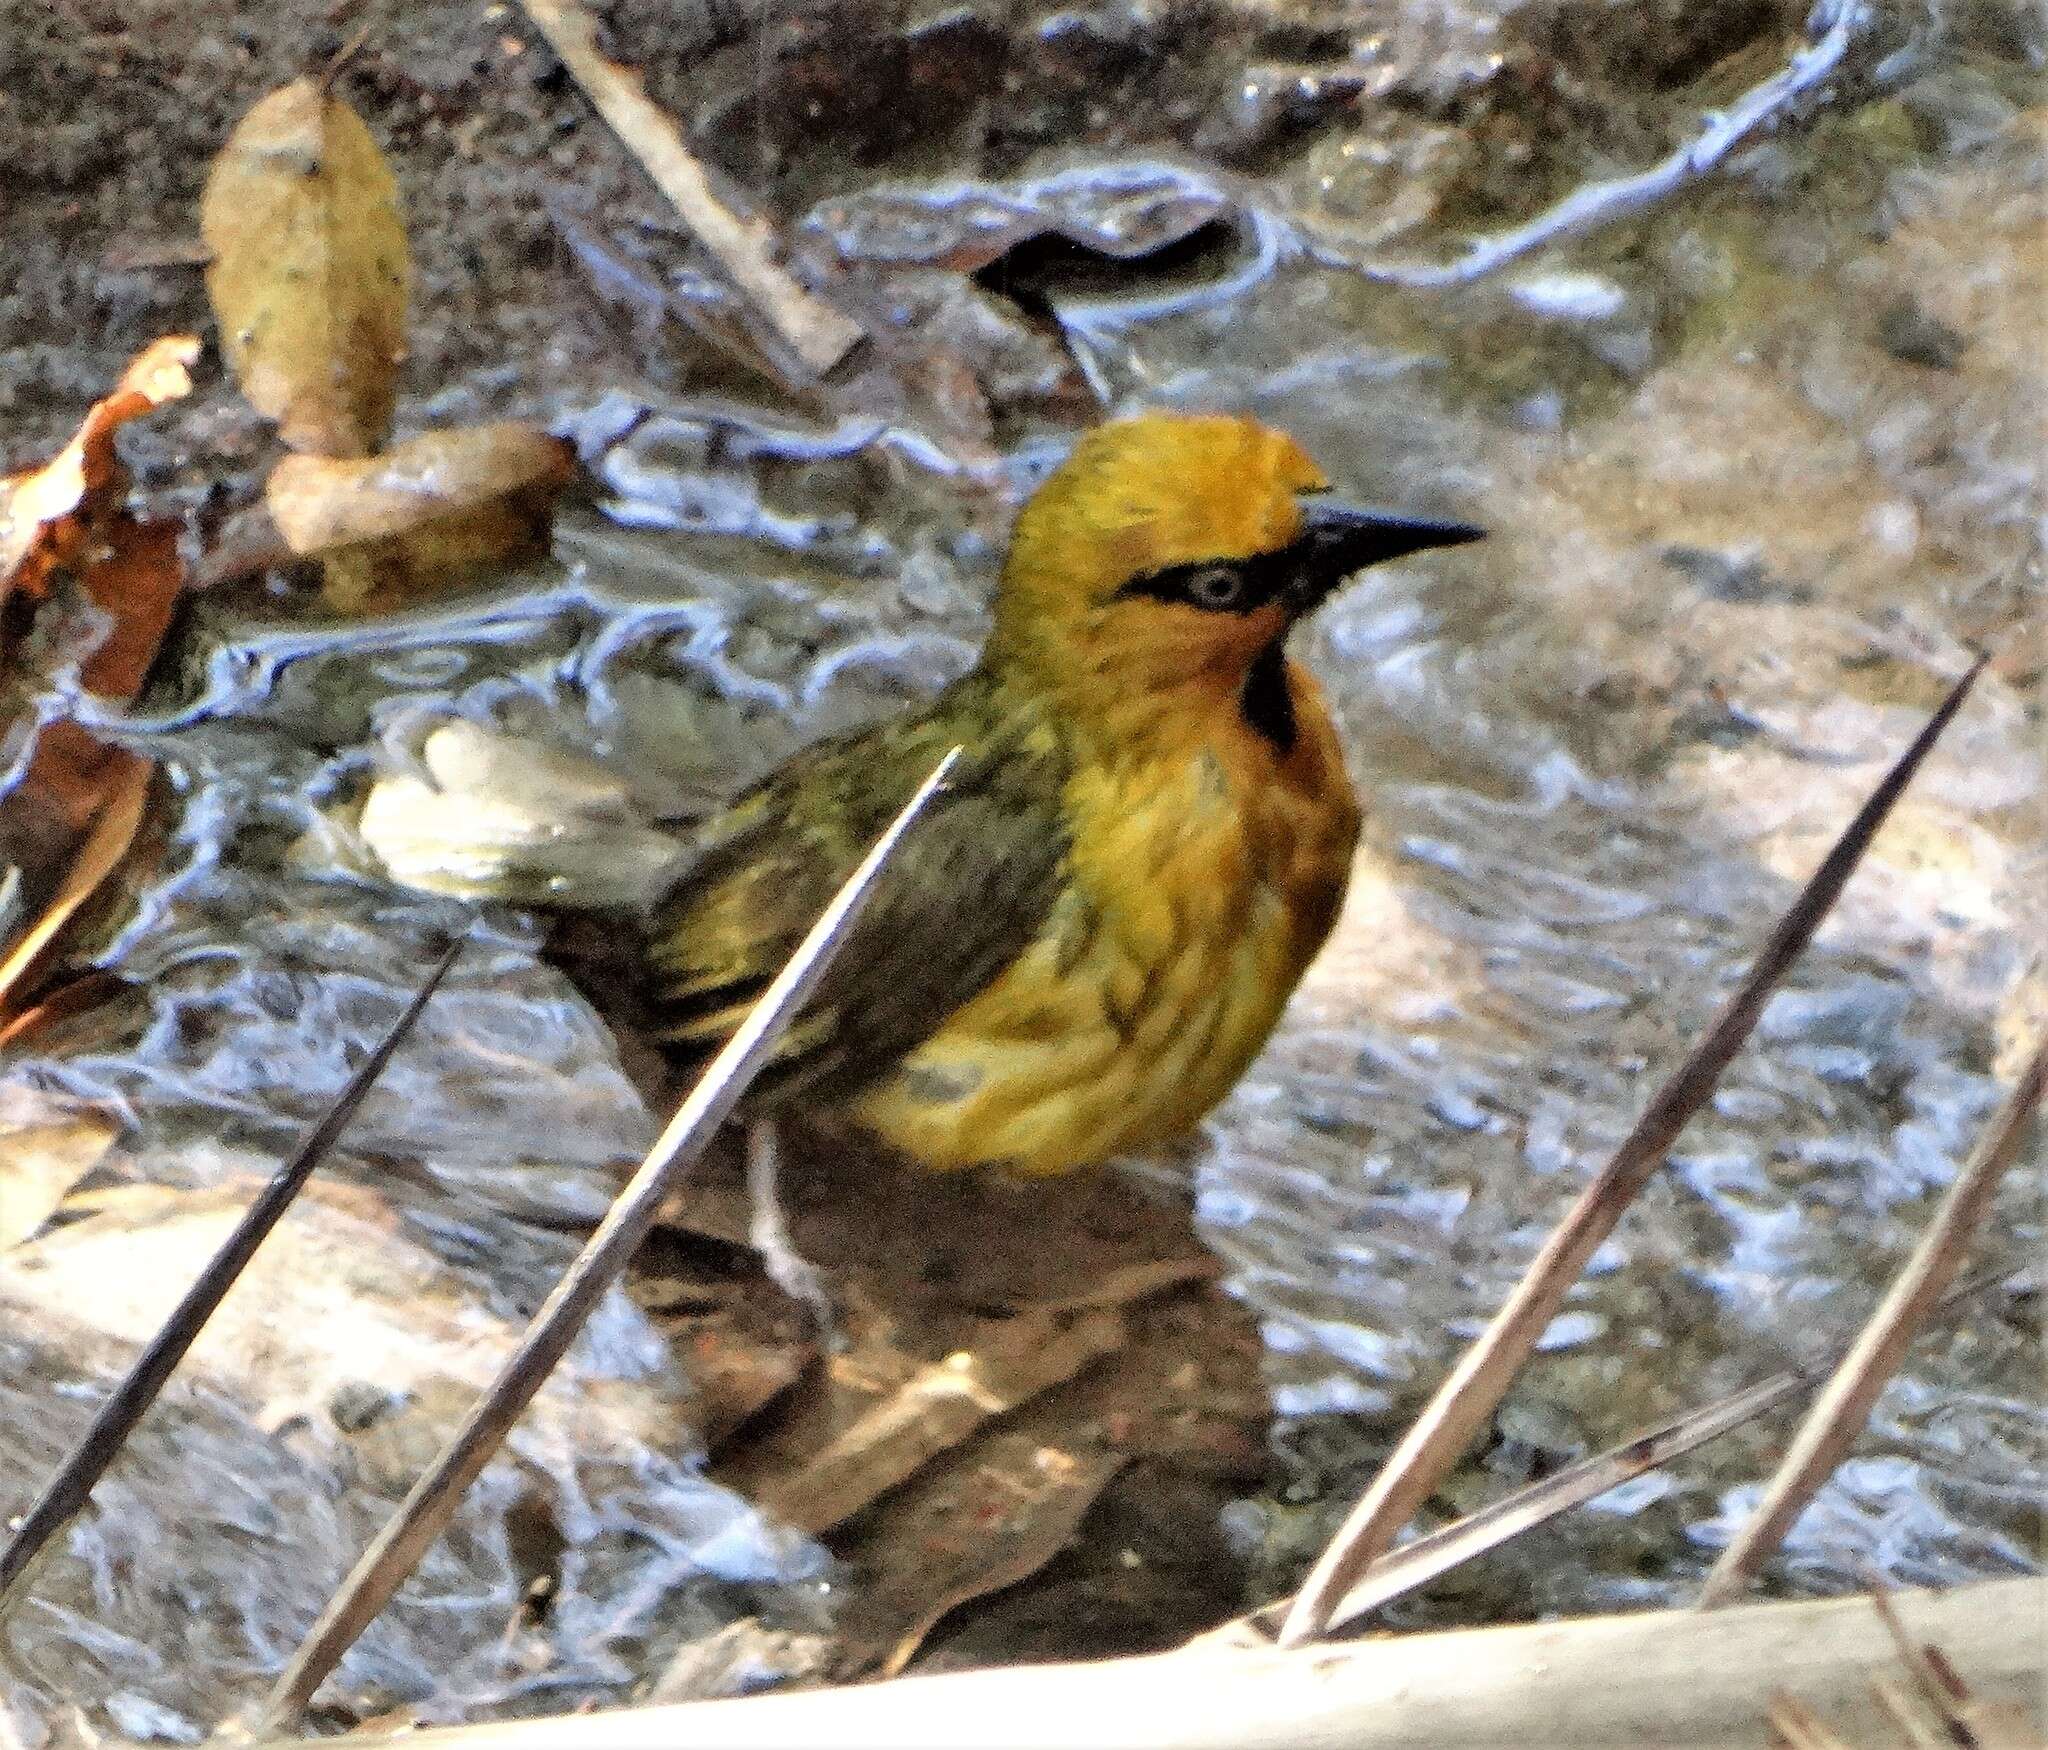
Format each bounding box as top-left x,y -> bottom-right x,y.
678,1311 -> 813,1449
201,77 -> 409,457
0,969 -> 128,1052
857,1435 -> 1128,1679
13,513 -> 185,849
0,755 -> 153,1017
0,336 -> 197,609
2,344 -> 191,1022
2,517 -> 182,1015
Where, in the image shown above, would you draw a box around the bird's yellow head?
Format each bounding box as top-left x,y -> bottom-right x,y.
988,412 -> 1480,742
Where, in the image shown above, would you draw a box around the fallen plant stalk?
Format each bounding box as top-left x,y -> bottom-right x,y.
0,936 -> 463,1618
518,0 -> 862,376
259,749 -> 960,1728
1278,654 -> 1987,1645
255,1579 -> 2043,1750
1697,1036 -> 2045,1606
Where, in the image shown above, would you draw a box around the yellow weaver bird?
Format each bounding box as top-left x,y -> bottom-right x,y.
643,413 -> 1477,1294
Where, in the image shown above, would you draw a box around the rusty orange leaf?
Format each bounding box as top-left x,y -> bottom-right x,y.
0,336 -> 198,610
2,345 -> 192,1025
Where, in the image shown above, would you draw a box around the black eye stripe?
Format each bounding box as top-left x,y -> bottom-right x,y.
1121,548 -> 1299,613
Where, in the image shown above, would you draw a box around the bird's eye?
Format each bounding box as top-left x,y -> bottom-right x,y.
1184,566 -> 1244,609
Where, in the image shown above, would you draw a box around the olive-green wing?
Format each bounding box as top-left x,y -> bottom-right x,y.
642,708 -> 1070,1107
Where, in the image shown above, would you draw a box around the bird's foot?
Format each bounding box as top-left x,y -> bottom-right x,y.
745,1121 -> 846,1350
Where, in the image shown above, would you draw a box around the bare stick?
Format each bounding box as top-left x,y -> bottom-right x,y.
1207,1265 -> 2021,1645
253,1579 -> 2043,1750
1697,1037 -> 2045,1606
0,936 -> 463,1618
1277,654 -> 1988,1646
259,749 -> 960,1728
518,0 -> 862,376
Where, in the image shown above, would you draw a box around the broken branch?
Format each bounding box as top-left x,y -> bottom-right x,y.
253,1579 -> 2044,1750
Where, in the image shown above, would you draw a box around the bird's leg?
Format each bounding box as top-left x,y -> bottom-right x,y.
744,1119 -> 839,1344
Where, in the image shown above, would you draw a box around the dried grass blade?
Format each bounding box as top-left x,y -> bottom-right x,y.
1697,1037 -> 2045,1607
258,748 -> 960,1730
1216,1264 -> 2020,1645
1277,654 -> 1988,1645
0,936 -> 463,1617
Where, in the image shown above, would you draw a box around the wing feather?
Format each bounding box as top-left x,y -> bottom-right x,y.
643,682 -> 1069,1107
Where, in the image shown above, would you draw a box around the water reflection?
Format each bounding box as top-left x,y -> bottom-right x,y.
1,1 -> 2039,1734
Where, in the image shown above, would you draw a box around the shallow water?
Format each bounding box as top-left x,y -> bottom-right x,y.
1,1 -> 2041,1736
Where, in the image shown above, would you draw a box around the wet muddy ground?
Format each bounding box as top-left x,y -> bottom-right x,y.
1,0 -> 2041,1740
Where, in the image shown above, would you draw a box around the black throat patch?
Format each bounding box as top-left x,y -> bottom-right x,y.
1240,641 -> 1297,752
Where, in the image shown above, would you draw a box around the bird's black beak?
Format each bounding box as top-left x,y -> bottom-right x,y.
1284,498 -> 1484,613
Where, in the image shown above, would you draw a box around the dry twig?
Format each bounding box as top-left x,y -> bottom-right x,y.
1277,654 -> 1987,1645
258,749 -> 959,1728
0,937 -> 462,1618
517,0 -> 862,376
1698,1039 -> 2046,1606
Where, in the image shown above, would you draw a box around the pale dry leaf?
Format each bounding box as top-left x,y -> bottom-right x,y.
201,77 -> 409,456
351,718 -> 685,905
265,425 -> 572,553
0,1111 -> 118,1251
261,423 -> 574,610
